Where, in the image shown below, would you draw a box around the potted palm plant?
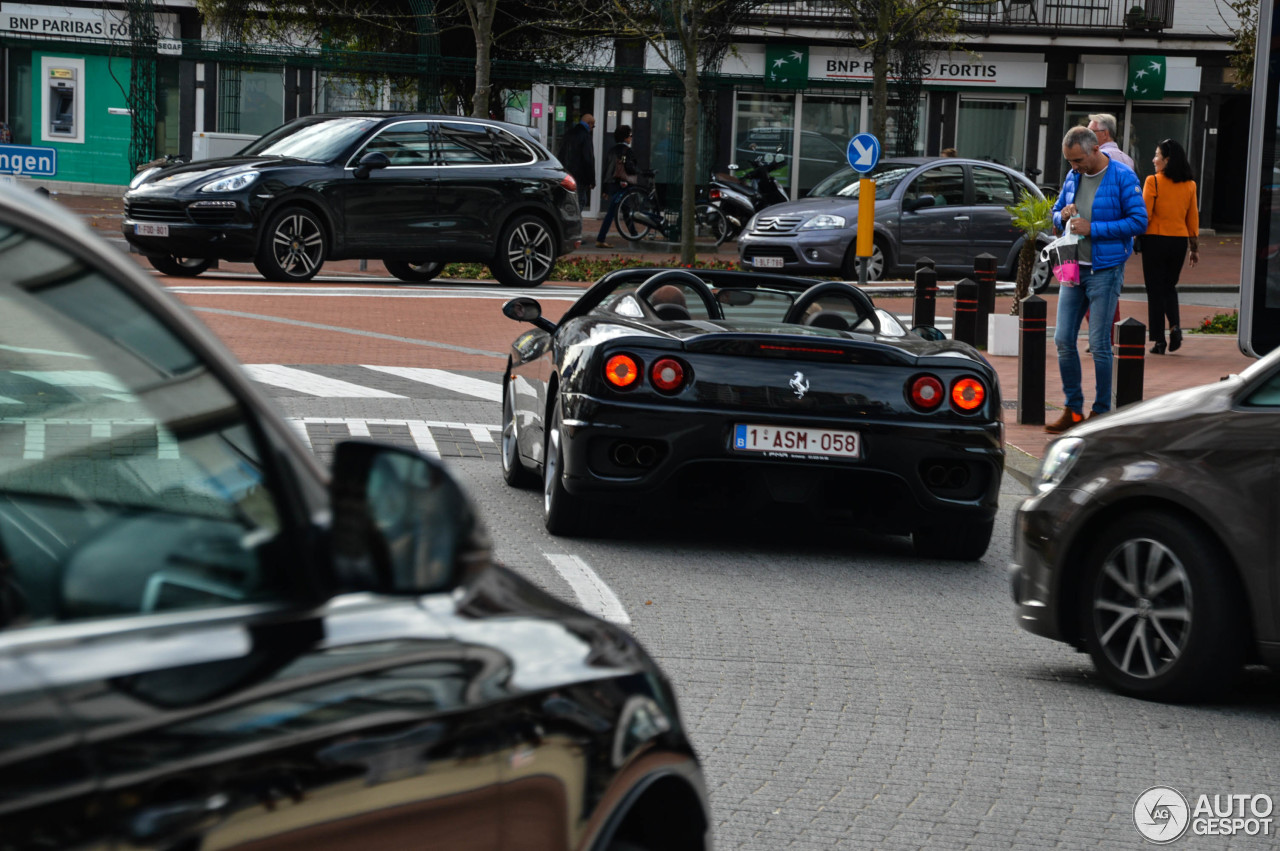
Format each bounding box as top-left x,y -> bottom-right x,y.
990,192 -> 1056,355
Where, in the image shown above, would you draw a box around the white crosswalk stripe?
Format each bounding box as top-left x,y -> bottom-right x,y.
243,364 -> 405,397
360,365 -> 502,401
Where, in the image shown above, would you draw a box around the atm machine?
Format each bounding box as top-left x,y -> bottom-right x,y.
48,67 -> 76,137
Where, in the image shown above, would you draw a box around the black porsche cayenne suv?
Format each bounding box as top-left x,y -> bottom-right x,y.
122,113 -> 583,286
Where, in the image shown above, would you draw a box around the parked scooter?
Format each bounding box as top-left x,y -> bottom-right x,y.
708,154 -> 790,241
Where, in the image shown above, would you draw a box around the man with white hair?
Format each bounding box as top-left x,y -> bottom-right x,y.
1087,113 -> 1134,171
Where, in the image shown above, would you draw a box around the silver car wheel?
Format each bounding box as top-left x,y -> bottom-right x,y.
543,418 -> 560,517
507,221 -> 554,285
1091,536 -> 1192,681
1031,253 -> 1052,293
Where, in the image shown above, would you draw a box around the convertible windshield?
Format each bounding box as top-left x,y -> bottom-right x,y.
239,116 -> 381,161
809,164 -> 914,200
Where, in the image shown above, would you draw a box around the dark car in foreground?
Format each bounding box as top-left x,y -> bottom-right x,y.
1011,351 -> 1280,702
2,187 -> 707,850
737,157 -> 1053,286
500,267 -> 1005,560
123,112 -> 582,286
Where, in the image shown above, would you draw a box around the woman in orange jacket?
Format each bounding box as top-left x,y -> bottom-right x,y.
1141,138 -> 1199,354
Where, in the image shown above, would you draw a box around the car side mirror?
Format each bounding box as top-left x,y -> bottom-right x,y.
502,297 -> 556,333
354,151 -> 390,180
911,325 -> 947,341
329,441 -> 490,595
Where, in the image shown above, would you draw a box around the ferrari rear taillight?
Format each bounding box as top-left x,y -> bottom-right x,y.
709,188 -> 722,202
950,377 -> 986,412
561,174 -> 578,192
605,353 -> 641,389
650,357 -> 687,393
908,375 -> 944,411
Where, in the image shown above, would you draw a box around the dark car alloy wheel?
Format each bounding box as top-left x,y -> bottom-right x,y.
495,215 -> 555,287
841,240 -> 885,282
147,255 -> 213,277
501,385 -> 536,488
256,206 -> 327,282
544,398 -> 594,535
1081,510 -> 1247,701
383,260 -> 444,283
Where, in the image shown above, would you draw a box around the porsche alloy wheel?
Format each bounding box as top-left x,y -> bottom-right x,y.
384,260 -> 444,283
147,255 -> 212,277
543,399 -> 592,535
1081,511 -> 1246,701
502,385 -> 536,488
494,215 -> 555,287
255,207 -> 326,282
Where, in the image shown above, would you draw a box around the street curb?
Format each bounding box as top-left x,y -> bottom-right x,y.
1003,445 -> 1040,491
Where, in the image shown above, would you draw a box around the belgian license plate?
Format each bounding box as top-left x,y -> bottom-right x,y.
135,223 -> 169,237
733,423 -> 861,459
753,256 -> 784,268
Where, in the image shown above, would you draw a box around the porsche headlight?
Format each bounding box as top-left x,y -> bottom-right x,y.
801,213 -> 847,230
129,166 -> 161,190
200,171 -> 259,193
1037,437 -> 1084,493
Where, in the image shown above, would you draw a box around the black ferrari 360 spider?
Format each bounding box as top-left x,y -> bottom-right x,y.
500,268 -> 1004,559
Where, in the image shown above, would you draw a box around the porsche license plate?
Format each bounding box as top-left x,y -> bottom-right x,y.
753,256 -> 784,269
733,424 -> 861,459
135,223 -> 169,237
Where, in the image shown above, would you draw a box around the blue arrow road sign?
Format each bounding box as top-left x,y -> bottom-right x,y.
0,144 -> 57,177
847,133 -> 880,173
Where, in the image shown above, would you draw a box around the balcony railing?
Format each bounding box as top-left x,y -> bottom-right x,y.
746,0 -> 1174,33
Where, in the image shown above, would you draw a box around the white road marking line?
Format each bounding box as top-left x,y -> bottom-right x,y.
406,421 -> 439,457
543,553 -> 631,625
285,418 -> 312,450
23,421 -> 43,459
468,424 -> 494,444
243,364 -> 404,397
345,420 -> 370,437
360,365 -> 503,402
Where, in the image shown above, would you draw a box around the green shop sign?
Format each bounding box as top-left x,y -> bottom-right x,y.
1125,55 -> 1166,100
765,45 -> 809,90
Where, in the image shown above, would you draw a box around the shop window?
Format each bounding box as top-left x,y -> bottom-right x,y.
799,96 -> 860,196
957,98 -> 1027,170
1127,103 -> 1191,185
6,49 -> 32,145
219,68 -> 284,137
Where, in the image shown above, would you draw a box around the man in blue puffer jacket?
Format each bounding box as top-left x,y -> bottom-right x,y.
1044,125 -> 1148,434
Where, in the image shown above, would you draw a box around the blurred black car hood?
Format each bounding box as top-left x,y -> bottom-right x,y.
130,156 -> 312,192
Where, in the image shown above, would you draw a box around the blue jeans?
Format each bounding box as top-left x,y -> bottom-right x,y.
1053,263 -> 1124,414
597,190 -> 625,242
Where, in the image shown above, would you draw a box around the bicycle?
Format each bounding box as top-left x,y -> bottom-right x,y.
615,170 -> 729,246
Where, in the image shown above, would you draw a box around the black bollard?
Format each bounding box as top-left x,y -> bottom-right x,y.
1113,316 -> 1146,409
915,256 -> 935,272
973,253 -> 998,350
913,265 -> 938,329
953,278 -> 978,346
1017,295 -> 1047,425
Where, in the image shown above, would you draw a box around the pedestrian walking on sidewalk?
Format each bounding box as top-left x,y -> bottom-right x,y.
1045,126 -> 1147,434
1141,138 -> 1199,355
596,125 -> 638,248
560,113 -> 596,209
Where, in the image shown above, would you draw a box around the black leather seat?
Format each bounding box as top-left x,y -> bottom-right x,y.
804,311 -> 850,330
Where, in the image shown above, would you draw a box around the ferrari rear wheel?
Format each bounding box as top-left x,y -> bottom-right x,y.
148,255 -> 212,277
502,386 -> 537,488
913,515 -> 993,561
544,398 -> 593,536
384,260 -> 444,283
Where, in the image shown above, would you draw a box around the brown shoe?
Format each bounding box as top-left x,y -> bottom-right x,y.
595,240 -> 612,249
1087,410 -> 1104,419
1044,409 -> 1084,434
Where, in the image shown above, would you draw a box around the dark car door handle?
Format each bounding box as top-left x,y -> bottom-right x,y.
130,793 -> 230,844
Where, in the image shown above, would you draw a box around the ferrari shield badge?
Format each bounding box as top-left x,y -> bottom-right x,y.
789,371 -> 809,399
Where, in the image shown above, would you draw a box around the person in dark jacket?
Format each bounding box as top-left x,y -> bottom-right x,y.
596,125 -> 638,248
1045,125 -> 1147,433
560,113 -> 596,208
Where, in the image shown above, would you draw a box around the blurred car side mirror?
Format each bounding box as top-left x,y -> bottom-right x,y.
503,296 -> 556,333
329,441 -> 490,595
354,151 -> 390,180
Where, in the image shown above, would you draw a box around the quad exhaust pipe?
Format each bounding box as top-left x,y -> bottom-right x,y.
924,463 -> 970,490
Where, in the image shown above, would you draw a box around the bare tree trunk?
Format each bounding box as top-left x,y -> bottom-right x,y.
467,0 -> 496,118
871,2 -> 891,139
680,40 -> 700,264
